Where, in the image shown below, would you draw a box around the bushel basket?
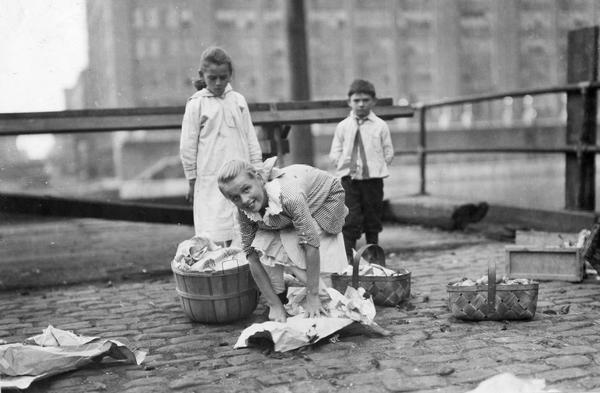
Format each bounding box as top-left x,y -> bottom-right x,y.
172,259 -> 259,323
331,244 -> 411,307
447,260 -> 538,321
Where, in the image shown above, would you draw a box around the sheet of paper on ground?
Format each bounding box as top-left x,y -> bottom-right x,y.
0,325 -> 146,390
235,286 -> 385,352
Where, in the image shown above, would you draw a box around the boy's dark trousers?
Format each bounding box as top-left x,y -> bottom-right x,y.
341,176 -> 384,261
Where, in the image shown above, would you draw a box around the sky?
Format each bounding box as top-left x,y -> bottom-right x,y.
0,0 -> 88,157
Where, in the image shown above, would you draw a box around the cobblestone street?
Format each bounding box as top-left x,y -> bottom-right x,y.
2,225 -> 600,392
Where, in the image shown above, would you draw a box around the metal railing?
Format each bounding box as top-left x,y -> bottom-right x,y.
410,80 -> 600,210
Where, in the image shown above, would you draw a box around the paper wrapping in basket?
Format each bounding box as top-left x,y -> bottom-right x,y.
330,244 -> 411,307
172,235 -> 248,272
447,261 -> 539,321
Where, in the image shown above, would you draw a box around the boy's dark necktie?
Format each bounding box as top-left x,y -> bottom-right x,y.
350,118 -> 370,179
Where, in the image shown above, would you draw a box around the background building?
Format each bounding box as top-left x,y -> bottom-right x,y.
64,0 -> 600,184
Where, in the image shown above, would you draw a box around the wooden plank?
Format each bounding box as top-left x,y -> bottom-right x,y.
515,230 -> 580,247
250,105 -> 413,125
273,97 -> 393,109
505,245 -> 584,282
484,204 -> 597,233
0,113 -> 185,135
565,26 -> 598,210
384,195 -> 488,230
0,193 -> 193,225
0,103 -> 412,136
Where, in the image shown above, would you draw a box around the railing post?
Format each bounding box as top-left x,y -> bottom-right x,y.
285,0 -> 314,165
418,105 -> 427,195
565,26 -> 598,211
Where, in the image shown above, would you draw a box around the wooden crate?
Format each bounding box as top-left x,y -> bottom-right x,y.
505,230 -> 584,282
505,246 -> 584,282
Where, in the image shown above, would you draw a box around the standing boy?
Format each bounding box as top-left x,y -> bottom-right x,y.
329,79 -> 394,261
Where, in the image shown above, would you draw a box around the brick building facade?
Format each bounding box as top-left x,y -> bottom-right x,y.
65,0 -> 600,180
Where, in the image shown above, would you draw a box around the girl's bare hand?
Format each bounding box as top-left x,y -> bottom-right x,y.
303,293 -> 327,319
268,304 -> 287,323
186,181 -> 195,204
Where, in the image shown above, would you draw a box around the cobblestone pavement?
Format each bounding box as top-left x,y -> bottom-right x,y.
2,227 -> 600,392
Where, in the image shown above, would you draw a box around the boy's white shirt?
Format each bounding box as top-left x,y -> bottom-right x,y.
328,110 -> 394,179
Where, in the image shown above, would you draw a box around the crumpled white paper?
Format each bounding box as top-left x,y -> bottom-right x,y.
233,316 -> 353,352
338,262 -> 400,277
465,373 -> 561,393
234,286 -> 388,352
172,235 -> 248,272
0,325 -> 146,390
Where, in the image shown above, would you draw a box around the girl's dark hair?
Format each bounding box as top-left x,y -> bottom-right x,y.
193,78 -> 206,91
198,46 -> 234,77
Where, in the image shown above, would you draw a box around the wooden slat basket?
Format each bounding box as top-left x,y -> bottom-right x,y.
331,244 -> 411,307
447,261 -> 539,321
504,230 -> 585,282
171,259 -> 259,323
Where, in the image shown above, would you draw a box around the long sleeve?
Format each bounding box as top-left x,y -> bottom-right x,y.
239,210 -> 259,254
381,122 -> 394,165
180,98 -> 201,180
329,123 -> 344,166
238,95 -> 262,165
283,193 -> 320,248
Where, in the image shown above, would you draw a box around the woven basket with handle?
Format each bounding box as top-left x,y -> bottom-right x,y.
582,223 -> 600,275
330,244 -> 411,307
447,260 -> 538,321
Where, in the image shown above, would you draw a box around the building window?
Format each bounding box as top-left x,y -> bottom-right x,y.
184,38 -> 194,54
149,39 -> 161,57
133,8 -> 144,28
166,8 -> 178,28
147,7 -> 160,28
167,39 -> 179,56
135,39 -> 146,59
181,9 -> 193,28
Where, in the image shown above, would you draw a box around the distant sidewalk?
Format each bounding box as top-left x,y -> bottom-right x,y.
385,195 -> 598,235
0,214 -> 486,292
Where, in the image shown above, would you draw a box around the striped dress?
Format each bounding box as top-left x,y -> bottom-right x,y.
238,164 -> 348,273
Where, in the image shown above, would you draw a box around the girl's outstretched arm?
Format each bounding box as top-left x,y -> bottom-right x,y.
302,244 -> 327,318
246,249 -> 287,323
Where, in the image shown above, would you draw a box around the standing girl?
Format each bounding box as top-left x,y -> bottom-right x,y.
217,158 -> 349,323
180,47 -> 262,245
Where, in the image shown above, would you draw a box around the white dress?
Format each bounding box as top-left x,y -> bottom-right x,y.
180,84 -> 262,242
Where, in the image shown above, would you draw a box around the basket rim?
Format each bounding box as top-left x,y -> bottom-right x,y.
331,267 -> 411,279
171,259 -> 250,277
331,271 -> 411,282
446,282 -> 539,292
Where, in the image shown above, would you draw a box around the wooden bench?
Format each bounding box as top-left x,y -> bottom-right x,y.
250,97 -> 412,159
0,98 -> 413,223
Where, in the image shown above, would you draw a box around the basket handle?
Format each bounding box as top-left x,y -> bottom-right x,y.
351,244 -> 385,288
487,259 -> 497,313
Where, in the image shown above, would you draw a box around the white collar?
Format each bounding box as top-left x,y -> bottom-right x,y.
351,110 -> 375,123
242,178 -> 283,222
197,83 -> 233,98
